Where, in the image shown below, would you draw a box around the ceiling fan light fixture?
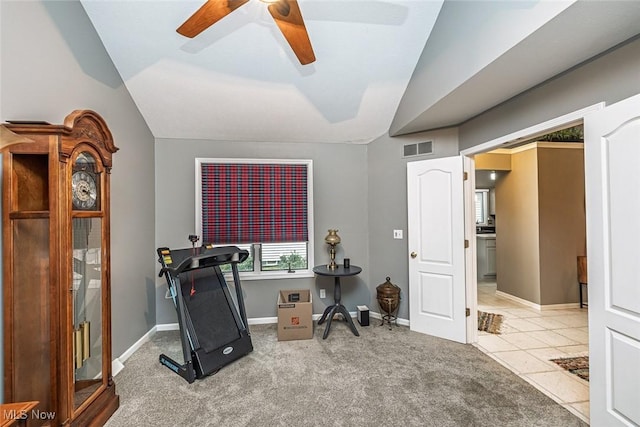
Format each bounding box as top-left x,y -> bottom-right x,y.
264,0 -> 290,17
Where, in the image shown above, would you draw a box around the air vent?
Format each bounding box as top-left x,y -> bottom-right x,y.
403,141 -> 433,157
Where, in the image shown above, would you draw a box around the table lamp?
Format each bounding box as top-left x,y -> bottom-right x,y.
324,229 -> 341,269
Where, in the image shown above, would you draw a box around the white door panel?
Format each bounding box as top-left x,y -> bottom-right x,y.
420,272 -> 453,319
407,156 -> 466,343
585,92 -> 640,426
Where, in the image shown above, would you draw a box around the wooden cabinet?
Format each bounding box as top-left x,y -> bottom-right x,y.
477,236 -> 496,279
2,111 -> 119,426
486,238 -> 496,276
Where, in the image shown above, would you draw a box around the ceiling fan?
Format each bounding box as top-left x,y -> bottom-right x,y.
177,0 -> 316,65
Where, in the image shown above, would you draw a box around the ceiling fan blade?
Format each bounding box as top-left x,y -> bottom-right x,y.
177,0 -> 250,38
268,0 -> 316,65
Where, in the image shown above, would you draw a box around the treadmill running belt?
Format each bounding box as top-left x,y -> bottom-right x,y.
180,269 -> 240,353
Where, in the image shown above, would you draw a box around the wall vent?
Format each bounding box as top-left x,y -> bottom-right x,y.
403,141 -> 433,157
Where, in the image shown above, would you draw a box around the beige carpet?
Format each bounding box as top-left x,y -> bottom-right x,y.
106,322 -> 586,426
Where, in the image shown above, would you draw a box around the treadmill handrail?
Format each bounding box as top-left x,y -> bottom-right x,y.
161,246 -> 249,277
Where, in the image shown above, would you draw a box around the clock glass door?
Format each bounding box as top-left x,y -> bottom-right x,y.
72,217 -> 103,409
72,150 -> 104,410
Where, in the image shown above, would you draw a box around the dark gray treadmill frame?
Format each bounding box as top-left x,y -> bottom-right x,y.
157,245 -> 252,383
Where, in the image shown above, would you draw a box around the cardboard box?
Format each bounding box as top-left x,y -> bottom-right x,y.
277,290 -> 313,341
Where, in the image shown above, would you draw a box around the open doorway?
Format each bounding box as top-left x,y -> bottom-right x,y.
462,106 -> 602,425
473,137 -> 589,423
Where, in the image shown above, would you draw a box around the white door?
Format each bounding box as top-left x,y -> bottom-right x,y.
584,93 -> 640,426
407,156 -> 467,343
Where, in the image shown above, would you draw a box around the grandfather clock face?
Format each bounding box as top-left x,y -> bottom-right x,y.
72,152 -> 100,211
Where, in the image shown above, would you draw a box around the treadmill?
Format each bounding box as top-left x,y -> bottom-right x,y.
157,243 -> 252,383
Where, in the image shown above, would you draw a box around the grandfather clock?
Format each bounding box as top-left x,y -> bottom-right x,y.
2,110 -> 119,425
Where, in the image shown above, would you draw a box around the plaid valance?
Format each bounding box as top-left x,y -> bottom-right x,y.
201,162 -> 308,244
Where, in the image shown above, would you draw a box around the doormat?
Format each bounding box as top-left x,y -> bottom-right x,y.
550,356 -> 589,382
478,311 -> 503,334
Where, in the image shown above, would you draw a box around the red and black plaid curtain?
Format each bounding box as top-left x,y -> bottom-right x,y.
201,163 -> 308,244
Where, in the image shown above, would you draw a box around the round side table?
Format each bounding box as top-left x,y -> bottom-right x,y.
312,264 -> 362,339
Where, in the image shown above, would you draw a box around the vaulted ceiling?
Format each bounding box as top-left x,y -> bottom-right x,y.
81,0 -> 640,144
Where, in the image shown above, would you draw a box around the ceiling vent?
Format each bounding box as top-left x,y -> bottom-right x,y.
403,141 -> 433,157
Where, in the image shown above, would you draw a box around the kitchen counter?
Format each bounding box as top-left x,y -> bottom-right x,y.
477,233 -> 496,238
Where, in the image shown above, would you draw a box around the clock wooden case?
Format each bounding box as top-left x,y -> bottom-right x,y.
2,110 -> 119,426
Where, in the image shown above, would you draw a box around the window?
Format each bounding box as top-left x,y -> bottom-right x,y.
196,158 -> 314,279
475,189 -> 489,225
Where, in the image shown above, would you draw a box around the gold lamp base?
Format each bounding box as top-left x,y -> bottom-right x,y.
328,244 -> 338,269
324,229 -> 341,269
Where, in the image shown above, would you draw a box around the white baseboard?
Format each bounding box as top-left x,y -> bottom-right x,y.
369,310 -> 410,327
539,302 -> 581,310
111,359 -> 125,377
250,312 -> 411,326
248,317 -> 278,325
113,311 -> 412,376
112,325 -> 158,376
495,290 -> 580,311
156,323 -> 179,331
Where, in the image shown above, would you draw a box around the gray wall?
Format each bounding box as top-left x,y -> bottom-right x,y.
537,147 -> 586,305
495,148 -> 542,304
367,128 -> 459,319
154,139 -> 369,323
459,35 -> 640,149
156,128 -> 462,325
0,1 -> 156,359
390,0 -> 572,135
458,35 -> 640,308
1,0 -> 638,371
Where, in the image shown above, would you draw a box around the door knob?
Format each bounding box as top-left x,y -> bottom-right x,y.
410,252 -> 417,259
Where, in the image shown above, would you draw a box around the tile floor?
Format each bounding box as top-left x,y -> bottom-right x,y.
474,281 -> 590,424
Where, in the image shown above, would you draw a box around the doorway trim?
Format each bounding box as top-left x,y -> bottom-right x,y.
459,102 -> 605,343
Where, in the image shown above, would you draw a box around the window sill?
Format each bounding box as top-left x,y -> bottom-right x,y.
227,270 -> 315,281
